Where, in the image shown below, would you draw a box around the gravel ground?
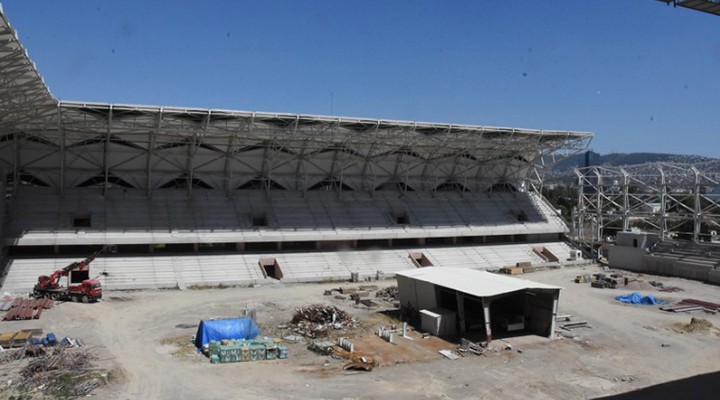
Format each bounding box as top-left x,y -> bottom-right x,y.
2,264 -> 720,399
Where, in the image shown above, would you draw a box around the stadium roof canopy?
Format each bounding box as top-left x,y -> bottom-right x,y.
0,8 -> 592,194
0,7 -> 56,131
657,0 -> 720,17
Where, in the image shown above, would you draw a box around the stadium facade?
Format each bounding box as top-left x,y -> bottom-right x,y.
0,8 -> 592,292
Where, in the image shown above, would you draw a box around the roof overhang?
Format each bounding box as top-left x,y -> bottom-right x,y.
0,8 -> 56,130
396,267 -> 561,298
0,6 -> 592,191
657,0 -> 720,17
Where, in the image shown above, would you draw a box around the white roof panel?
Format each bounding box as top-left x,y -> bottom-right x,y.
396,267 -> 560,298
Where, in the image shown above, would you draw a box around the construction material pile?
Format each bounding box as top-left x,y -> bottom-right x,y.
2,297 -> 54,321
208,338 -> 288,364
661,298 -> 720,314
290,305 -> 356,338
19,347 -> 102,397
590,273 -> 626,289
375,286 -> 399,301
0,335 -> 104,398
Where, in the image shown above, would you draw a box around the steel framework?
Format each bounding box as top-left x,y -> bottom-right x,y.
0,8 -> 592,199
574,163 -> 720,248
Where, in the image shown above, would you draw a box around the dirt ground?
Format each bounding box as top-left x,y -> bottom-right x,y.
2,264 -> 720,400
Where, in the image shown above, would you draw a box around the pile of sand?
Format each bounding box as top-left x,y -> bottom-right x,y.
674,317 -> 719,335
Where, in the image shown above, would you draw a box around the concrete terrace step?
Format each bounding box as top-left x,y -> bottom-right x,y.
0,241 -> 581,293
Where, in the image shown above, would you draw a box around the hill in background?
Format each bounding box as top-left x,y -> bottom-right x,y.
547,151 -> 717,181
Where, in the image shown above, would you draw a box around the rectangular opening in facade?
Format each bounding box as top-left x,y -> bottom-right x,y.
394,212 -> 410,225
409,252 -> 433,267
281,241 -> 315,251
116,244 -> 151,255
245,242 -> 278,252
73,215 -> 92,228
154,243 -> 194,253
533,246 -> 559,263
510,209 -> 528,222
252,214 -> 267,227
357,239 -> 391,249
58,245 -> 97,256
425,237 -> 453,246
259,257 -> 283,280
393,238 -> 421,247
198,242 -> 234,253
69,269 -> 89,284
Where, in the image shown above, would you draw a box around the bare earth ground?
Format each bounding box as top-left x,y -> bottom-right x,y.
2,264 -> 720,399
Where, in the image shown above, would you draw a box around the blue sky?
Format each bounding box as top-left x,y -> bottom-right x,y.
2,1 -> 719,156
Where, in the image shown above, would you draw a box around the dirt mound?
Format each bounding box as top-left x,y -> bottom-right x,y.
674,317 -> 720,335
624,280 -> 656,291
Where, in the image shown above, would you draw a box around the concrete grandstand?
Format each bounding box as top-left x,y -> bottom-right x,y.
0,8 -> 592,293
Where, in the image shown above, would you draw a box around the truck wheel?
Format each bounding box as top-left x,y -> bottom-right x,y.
81,295 -> 89,303
71,295 -> 79,302
50,293 -> 59,301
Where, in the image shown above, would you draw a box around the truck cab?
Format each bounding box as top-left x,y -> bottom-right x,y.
68,279 -> 102,303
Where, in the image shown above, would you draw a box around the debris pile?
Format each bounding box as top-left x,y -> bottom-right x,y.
624,280 -> 657,291
332,345 -> 377,371
649,281 -> 684,292
2,297 -> 54,321
0,334 -> 103,398
19,347 -> 102,397
342,357 -> 376,371
375,286 -> 399,301
290,305 -> 356,338
590,273 -> 626,289
556,314 -> 591,331
457,338 -> 487,356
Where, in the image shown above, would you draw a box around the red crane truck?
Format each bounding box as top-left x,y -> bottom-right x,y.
31,250 -> 103,303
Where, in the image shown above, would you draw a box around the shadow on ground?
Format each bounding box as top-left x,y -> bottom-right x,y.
594,370 -> 720,400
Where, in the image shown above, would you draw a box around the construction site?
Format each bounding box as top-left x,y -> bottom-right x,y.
1,2 -> 720,399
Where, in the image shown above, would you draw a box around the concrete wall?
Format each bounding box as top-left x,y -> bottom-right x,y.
524,290 -> 557,337
396,275 -> 438,311
643,255 -> 676,276
674,261 -> 712,282
608,245 -> 646,271
615,232 -> 660,249
708,269 -> 720,285
609,232 -> 662,272
610,232 -> 720,285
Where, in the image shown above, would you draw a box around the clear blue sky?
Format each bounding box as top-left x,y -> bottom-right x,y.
2,1 -> 719,156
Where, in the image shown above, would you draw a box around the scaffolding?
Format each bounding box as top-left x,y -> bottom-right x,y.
573,162 -> 720,252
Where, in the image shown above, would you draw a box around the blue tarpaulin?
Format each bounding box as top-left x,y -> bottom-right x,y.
615,292 -> 666,305
194,318 -> 261,349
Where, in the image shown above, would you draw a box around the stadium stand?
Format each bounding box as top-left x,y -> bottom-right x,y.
0,8 -> 592,293
1,241 -> 580,292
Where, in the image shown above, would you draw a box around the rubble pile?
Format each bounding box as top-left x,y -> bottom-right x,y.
19,347 -> 103,397
290,305 -> 356,338
375,286 -> 399,301
0,334 -> 105,398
